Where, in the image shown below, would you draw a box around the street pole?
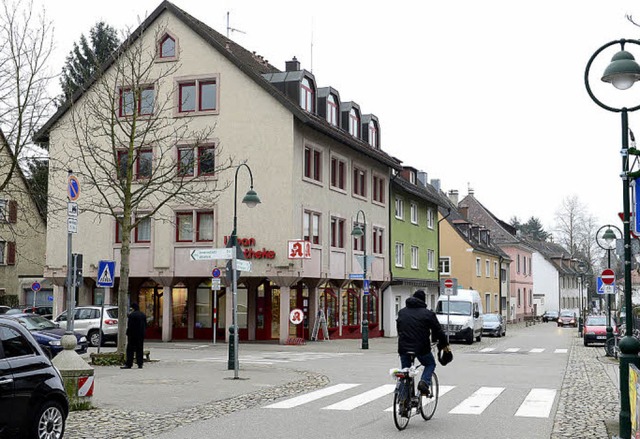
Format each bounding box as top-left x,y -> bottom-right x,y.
351,210 -> 368,350
66,170 -> 75,333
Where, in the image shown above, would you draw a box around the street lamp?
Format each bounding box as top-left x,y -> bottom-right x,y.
230,164 -> 260,379
585,39 -> 640,438
576,261 -> 587,337
351,209 -> 368,350
595,225 -> 621,348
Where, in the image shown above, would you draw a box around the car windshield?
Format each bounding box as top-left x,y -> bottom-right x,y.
560,312 -> 575,318
483,314 -> 499,322
586,316 -> 606,326
16,314 -> 58,330
436,301 -> 471,316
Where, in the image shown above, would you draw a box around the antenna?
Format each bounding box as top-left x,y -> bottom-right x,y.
310,17 -> 314,73
226,11 -> 246,39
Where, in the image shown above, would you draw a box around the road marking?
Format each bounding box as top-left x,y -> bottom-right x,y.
554,349 -> 568,354
264,384 -> 360,409
505,348 -> 520,353
515,388 -> 557,418
322,384 -> 395,410
384,385 -> 455,411
449,387 -> 505,415
529,348 -> 545,353
479,348 -> 495,352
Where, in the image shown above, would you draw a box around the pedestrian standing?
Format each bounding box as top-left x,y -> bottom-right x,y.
121,302 -> 146,369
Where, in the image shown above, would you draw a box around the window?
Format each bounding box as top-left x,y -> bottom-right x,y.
349,108 -> 360,137
518,288 -> 521,307
485,294 -> 491,313
331,217 -> 345,248
0,200 -> 16,223
300,77 -> 314,112
341,289 -> 359,326
353,221 -> 364,251
395,197 -> 404,219
178,145 -> 215,177
517,254 -> 521,274
119,86 -> 154,117
395,242 -> 404,267
115,216 -> 124,244
176,213 -> 192,241
411,246 -> 419,269
410,203 -> 418,224
135,216 -> 151,243
439,257 -> 451,275
365,289 -> 378,324
426,207 -> 435,229
485,260 -> 490,277
303,211 -> 320,244
475,258 -> 481,276
159,35 -> 176,58
330,156 -> 346,190
353,166 -> 366,197
368,121 -> 378,148
372,175 -> 385,203
0,326 -> 35,358
327,94 -> 338,126
373,227 -> 384,254
427,249 -> 435,271
494,261 -> 499,278
176,211 -> 213,242
304,146 -> 322,182
137,149 -> 152,179
0,200 -> 5,221
0,241 -> 4,264
320,288 -> 338,328
178,78 -> 218,113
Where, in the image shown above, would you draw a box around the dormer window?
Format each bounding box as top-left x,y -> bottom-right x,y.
160,35 -> 176,58
327,94 -> 338,126
349,109 -> 360,137
368,121 -> 378,148
300,77 -> 314,112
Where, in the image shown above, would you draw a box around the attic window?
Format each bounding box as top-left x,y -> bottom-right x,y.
368,121 -> 378,148
349,109 -> 360,137
300,77 -> 314,112
160,35 -> 176,58
327,94 -> 338,126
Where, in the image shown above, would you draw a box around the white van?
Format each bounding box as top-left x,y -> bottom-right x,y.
435,289 -> 483,344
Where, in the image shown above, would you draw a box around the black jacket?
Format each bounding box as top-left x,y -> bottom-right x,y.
126,310 -> 147,341
397,297 -> 447,355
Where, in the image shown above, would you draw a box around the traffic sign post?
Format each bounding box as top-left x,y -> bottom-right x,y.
601,269 -> 615,285
31,281 -> 41,308
96,260 -> 115,353
440,278 -> 458,296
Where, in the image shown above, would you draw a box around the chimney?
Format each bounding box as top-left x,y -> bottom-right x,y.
431,179 -> 441,192
448,189 -> 459,206
417,171 -> 428,187
286,56 -> 300,72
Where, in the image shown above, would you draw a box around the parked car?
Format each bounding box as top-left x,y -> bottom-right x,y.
22,305 -> 54,320
583,315 -> 618,346
0,316 -> 69,438
0,306 -> 9,315
557,310 -> 578,328
542,311 -> 559,322
55,305 -> 119,347
481,313 -> 506,337
0,313 -> 88,357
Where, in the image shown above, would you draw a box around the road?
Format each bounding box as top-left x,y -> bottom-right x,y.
148,323 -> 573,439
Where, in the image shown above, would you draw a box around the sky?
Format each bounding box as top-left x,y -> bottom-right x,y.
34,0 -> 640,235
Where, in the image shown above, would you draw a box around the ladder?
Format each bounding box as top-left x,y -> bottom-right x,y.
311,309 -> 330,341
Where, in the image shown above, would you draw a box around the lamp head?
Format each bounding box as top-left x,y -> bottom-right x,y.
602,227 -> 617,247
351,224 -> 364,237
601,49 -> 640,90
242,189 -> 261,208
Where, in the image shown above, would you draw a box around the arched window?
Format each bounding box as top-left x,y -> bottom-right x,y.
365,288 -> 378,325
300,77 -> 314,112
160,35 -> 176,58
320,288 -> 338,328
341,288 -> 359,326
368,121 -> 378,148
326,94 -> 338,126
349,108 -> 360,137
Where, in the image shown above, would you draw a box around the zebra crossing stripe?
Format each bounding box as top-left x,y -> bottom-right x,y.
554,349 -> 568,354
515,388 -> 557,418
530,348 -> 545,353
449,387 -> 504,415
322,384 -> 396,410
383,385 -> 456,411
264,384 -> 360,409
480,348 -> 495,352
505,348 -> 520,353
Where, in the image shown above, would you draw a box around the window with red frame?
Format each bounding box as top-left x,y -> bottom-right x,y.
135,217 -> 151,243
320,288 -> 338,328
349,108 -> 360,137
372,175 -> 385,203
303,210 -> 320,244
196,212 -> 213,242
331,217 -> 345,248
368,121 -> 378,148
373,227 -> 384,254
176,212 -> 193,242
304,146 -> 322,182
137,149 -> 152,178
352,221 -> 364,251
119,87 -> 154,117
365,289 -> 378,324
176,211 -> 213,242
159,35 -> 176,58
178,79 -> 217,113
353,167 -> 366,197
326,94 -> 338,125
330,156 -> 345,190
177,145 -> 215,177
341,289 -> 359,326
300,77 -> 314,112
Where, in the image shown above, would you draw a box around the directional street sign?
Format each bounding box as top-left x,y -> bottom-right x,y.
601,268 -> 615,285
235,260 -> 252,272
97,260 -> 116,288
349,273 -> 365,280
190,248 -> 233,261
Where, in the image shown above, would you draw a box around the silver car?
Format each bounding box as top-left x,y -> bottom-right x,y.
55,305 -> 119,347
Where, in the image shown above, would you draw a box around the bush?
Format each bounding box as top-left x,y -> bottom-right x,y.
89,352 -> 124,366
0,295 -> 19,307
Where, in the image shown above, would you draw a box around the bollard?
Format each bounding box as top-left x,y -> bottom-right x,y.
361,319 -> 369,350
228,325 -> 235,370
52,334 -> 94,411
578,316 -> 584,337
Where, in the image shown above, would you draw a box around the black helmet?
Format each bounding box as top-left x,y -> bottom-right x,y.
438,348 -> 453,366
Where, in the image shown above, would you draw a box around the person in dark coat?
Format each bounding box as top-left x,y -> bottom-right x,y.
122,302 -> 147,369
396,290 -> 449,395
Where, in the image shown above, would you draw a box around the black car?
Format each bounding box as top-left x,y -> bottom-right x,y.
0,306 -> 9,315
0,317 -> 69,438
1,313 -> 88,357
22,306 -> 54,320
542,311 -> 559,322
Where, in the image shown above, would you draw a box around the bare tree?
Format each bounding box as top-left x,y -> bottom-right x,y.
553,195 -> 587,257
56,22 -> 234,355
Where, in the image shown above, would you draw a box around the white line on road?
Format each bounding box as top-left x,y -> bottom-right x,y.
264,384 -> 361,409
515,388 -> 557,418
479,348 -> 495,352
529,348 -> 545,353
505,348 -> 520,353
322,384 -> 396,410
449,387 -> 504,415
554,349 -> 568,354
383,385 -> 456,411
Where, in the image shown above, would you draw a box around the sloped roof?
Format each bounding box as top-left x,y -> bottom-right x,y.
33,1 -> 402,171
523,237 -> 576,275
392,174 -> 448,208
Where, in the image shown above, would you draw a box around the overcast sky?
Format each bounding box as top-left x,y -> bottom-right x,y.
37,0 -> 640,235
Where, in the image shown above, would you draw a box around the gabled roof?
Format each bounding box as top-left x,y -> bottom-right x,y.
392,174 -> 448,208
523,237 -> 576,275
33,1 -> 402,171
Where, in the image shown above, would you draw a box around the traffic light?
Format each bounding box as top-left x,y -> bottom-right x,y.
73,253 -> 83,286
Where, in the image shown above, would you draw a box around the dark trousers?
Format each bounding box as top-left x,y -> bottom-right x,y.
126,337 -> 144,367
400,351 -> 436,385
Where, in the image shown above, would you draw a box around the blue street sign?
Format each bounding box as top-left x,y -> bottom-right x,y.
212,268 -> 221,278
47,295 -> 53,301
349,273 -> 364,280
597,277 -> 616,295
31,281 -> 41,292
68,175 -> 80,201
97,260 -> 116,287
635,178 -> 640,234
597,277 -> 604,294
363,279 -> 370,295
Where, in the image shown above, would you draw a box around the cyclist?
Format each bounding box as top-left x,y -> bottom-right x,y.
396,290 -> 449,396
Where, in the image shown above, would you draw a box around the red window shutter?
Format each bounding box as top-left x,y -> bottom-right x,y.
8,200 -> 17,223
6,241 -> 15,265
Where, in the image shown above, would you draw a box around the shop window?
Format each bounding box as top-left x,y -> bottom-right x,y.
341,288 -> 359,326
320,288 -> 338,328
365,289 -> 378,324
172,286 -> 188,328
196,283 -> 212,329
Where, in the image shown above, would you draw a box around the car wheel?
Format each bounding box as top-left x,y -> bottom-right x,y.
466,333 -> 473,344
30,399 -> 66,439
88,330 -> 101,347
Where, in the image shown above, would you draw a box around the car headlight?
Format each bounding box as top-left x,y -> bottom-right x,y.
79,336 -> 87,343
49,340 -> 61,346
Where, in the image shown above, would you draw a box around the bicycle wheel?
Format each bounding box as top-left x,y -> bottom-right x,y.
420,372 -> 439,420
605,338 -> 616,357
393,380 -> 411,431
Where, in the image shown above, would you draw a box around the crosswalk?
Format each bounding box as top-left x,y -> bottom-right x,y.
184,351 -> 362,365
265,383 -> 557,418
478,347 -> 568,354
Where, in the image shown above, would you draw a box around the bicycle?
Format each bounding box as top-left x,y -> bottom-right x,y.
391,354 -> 439,431
605,324 -> 624,358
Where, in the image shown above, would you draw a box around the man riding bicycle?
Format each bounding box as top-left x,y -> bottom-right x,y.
396,290 -> 450,396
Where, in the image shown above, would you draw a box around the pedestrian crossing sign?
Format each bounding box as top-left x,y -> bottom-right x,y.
97,260 -> 116,287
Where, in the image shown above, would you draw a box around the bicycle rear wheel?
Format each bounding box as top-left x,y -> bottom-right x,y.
420,372 -> 439,420
605,338 -> 616,357
393,380 -> 411,430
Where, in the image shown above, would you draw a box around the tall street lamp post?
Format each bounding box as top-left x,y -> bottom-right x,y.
230,164 -> 260,379
577,261 -> 587,337
595,225 -> 622,347
351,210 -> 368,350
585,39 -> 640,437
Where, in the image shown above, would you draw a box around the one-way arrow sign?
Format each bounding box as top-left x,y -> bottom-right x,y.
190,248 -> 233,261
